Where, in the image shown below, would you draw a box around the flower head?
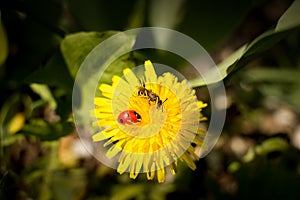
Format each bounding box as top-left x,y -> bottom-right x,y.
91,60 -> 207,182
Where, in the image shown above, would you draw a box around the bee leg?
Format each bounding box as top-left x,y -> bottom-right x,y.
156,100 -> 162,109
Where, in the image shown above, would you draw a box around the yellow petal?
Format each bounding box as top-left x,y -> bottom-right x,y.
180,153 -> 196,170
99,84 -> 113,98
129,154 -> 143,178
117,152 -> 131,174
94,97 -> 111,106
112,75 -> 121,86
123,68 -> 140,89
93,105 -> 113,114
157,168 -> 165,183
130,172 -> 139,179
197,101 -> 207,109
107,144 -> 122,158
112,75 -> 132,97
193,135 -> 204,146
99,84 -> 113,93
92,119 -> 115,127
147,162 -> 156,180
187,146 -> 199,160
134,155 -> 143,173
93,112 -> 113,119
92,131 -> 107,141
197,129 -> 206,136
144,60 -> 157,83
169,162 -> 177,175
143,153 -> 152,172
102,128 -> 120,140
147,171 -> 155,180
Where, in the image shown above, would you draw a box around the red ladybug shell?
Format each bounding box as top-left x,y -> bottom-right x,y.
118,110 -> 142,125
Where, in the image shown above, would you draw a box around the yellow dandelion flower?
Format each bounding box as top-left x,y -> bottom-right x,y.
91,60 -> 207,183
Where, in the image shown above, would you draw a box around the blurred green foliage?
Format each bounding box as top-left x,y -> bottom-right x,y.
1,0 -> 300,199
0,17 -> 8,66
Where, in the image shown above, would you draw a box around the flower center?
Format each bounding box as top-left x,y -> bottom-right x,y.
111,82 -> 182,144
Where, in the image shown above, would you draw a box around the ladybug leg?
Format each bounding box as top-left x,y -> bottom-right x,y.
128,120 -> 134,125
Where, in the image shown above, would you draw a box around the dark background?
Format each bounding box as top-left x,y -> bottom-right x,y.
1,0 -> 300,199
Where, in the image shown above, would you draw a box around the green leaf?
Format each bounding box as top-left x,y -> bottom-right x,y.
72,31 -> 137,125
0,16 -> 8,66
190,0 -> 300,88
149,0 -> 185,29
111,184 -> 145,200
51,169 -> 87,200
21,119 -> 73,141
189,45 -> 247,87
126,0 -> 146,29
23,52 -> 74,121
241,30 -> 288,59
1,134 -> 24,147
243,67 -> 300,83
228,161 -> 241,173
242,67 -> 300,113
179,0 -> 253,51
255,137 -> 288,155
30,83 -> 57,109
23,52 -> 74,94
0,94 -> 26,140
60,31 -> 119,78
67,0 -> 136,31
276,0 -> 300,32
242,138 -> 289,162
98,53 -> 137,85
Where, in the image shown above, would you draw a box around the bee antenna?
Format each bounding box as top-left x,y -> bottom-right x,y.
156,98 -> 168,109
162,98 -> 168,104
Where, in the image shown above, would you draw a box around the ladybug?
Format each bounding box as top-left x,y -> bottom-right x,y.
117,110 -> 142,125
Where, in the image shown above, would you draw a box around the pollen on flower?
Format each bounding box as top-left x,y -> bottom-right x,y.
91,60 -> 207,183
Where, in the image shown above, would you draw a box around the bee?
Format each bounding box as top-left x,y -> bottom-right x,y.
137,85 -> 168,108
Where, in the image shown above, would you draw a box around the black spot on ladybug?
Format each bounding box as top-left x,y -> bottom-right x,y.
134,111 -> 142,120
